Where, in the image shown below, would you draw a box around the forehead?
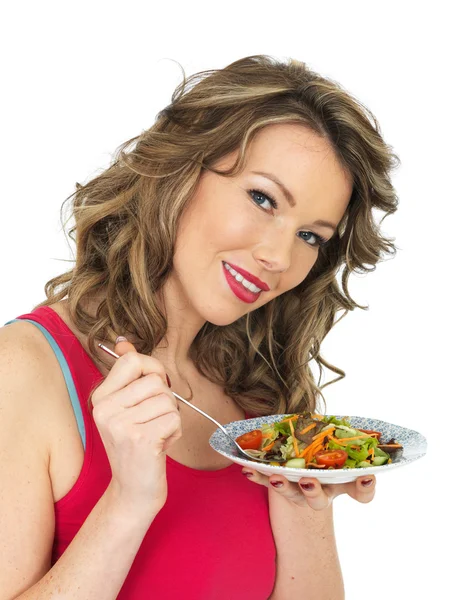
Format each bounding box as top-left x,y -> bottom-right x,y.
222,123 -> 353,223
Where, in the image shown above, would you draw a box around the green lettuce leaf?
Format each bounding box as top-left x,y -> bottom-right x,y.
323,415 -> 352,427
260,424 -> 279,446
280,436 -> 296,460
274,420 -> 292,436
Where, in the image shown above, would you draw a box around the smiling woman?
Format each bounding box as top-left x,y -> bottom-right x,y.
0,55 -> 399,600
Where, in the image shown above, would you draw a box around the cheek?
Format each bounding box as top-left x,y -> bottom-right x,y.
192,199 -> 259,253
257,249 -> 318,308
283,249 -> 319,289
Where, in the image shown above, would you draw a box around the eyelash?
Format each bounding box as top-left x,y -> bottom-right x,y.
248,188 -> 328,248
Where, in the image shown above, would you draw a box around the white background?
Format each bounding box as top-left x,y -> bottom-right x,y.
1,1 -> 447,598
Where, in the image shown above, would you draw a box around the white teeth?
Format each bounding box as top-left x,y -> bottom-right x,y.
223,262 -> 262,293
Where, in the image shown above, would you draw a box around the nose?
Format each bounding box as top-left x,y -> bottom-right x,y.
252,233 -> 294,274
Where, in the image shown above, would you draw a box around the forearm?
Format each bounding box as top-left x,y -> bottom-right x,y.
268,490 -> 344,600
13,483 -> 156,600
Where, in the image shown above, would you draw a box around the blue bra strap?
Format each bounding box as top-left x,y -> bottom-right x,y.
4,319 -> 86,449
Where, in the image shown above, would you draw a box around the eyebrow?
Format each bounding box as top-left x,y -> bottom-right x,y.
250,170 -> 338,233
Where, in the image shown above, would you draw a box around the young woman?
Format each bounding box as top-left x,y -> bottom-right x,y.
0,55 -> 399,599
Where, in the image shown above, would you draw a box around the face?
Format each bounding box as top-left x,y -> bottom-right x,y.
167,123 -> 353,327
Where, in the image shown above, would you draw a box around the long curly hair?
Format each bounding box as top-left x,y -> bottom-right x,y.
35,54 -> 400,417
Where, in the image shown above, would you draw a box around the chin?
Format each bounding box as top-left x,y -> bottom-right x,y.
198,305 -> 250,328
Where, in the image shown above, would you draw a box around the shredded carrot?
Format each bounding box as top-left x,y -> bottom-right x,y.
311,414 -> 324,420
261,433 -> 273,439
330,436 -> 344,444
312,427 -> 335,441
289,419 -> 302,458
263,440 -> 276,453
332,435 -> 369,443
299,422 -> 317,435
280,415 -> 299,424
306,445 -> 323,463
306,462 -> 326,468
303,450 -> 313,462
300,437 -> 325,460
369,448 -> 375,460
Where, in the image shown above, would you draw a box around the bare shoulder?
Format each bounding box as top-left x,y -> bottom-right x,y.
0,319 -> 64,419
0,319 -> 67,463
0,321 -> 61,593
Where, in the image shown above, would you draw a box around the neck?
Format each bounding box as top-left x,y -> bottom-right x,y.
70,278 -> 209,378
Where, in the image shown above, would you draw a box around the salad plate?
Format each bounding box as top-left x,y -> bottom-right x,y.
209,414 -> 427,484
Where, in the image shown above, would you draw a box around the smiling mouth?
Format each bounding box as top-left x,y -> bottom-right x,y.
222,262 -> 267,305
223,262 -> 263,293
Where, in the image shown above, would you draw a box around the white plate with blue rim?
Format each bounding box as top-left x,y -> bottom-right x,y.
209,414 -> 427,484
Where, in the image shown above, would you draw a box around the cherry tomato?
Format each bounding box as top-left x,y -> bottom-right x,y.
359,429 -> 382,441
236,429 -> 263,450
315,450 -> 348,468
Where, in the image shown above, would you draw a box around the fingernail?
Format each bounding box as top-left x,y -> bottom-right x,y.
270,481 -> 283,488
242,471 -> 253,478
115,336 -> 128,344
361,478 -> 373,487
300,482 -> 315,491
166,374 -> 172,388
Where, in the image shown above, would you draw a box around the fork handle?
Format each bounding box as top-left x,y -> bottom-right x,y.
171,392 -> 231,438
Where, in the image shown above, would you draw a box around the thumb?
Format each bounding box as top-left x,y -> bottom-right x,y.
114,336 -> 137,356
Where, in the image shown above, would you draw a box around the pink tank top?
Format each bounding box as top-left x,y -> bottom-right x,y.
11,307 -> 276,599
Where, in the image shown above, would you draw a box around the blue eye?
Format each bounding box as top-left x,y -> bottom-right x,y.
248,189 -> 328,248
298,231 -> 327,247
248,189 -> 278,211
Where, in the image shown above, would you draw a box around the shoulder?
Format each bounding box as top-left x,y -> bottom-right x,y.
0,321 -> 59,592
0,318 -> 63,386
0,320 -> 67,446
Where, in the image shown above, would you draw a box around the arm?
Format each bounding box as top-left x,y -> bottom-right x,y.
0,324 -> 157,600
268,487 -> 344,600
14,485 -> 156,600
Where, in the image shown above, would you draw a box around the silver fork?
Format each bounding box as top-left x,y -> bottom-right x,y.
98,343 -> 273,464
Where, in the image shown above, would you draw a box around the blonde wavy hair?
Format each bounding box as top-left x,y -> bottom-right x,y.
36,54 -> 400,417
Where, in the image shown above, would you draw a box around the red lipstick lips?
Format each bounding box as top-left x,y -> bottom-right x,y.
224,262 -> 270,292
222,261 -> 270,304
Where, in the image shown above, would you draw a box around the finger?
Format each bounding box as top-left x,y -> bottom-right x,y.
332,475 -> 377,503
241,468 -> 270,486
353,475 -> 376,503
241,470 -> 308,506
267,475 -> 312,506
296,477 -> 332,511
98,349 -> 168,398
116,395 -> 179,425
114,337 -> 138,356
110,373 -> 174,409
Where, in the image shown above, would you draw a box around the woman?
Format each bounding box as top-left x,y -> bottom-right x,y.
0,55 -> 399,599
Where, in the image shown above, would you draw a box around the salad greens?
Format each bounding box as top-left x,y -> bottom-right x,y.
243,413 -> 402,470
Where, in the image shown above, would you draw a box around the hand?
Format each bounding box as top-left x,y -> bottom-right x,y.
91,338 -> 182,518
241,468 -> 376,510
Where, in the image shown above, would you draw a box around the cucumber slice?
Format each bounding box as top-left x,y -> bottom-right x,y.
284,458 -> 306,468
372,456 -> 388,466
356,460 -> 372,468
334,426 -> 360,439
374,447 -> 390,458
